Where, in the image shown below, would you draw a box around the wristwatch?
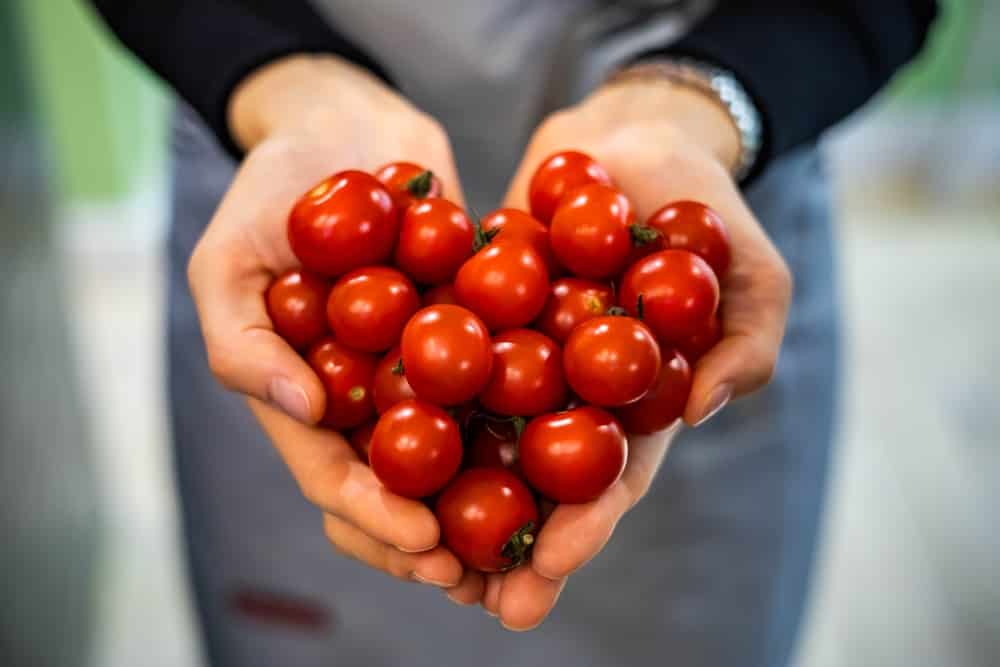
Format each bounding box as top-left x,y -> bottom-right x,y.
607,58 -> 763,183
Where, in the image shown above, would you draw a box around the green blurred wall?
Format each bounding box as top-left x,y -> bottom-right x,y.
13,0 -> 994,210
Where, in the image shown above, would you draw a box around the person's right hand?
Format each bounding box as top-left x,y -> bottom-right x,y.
186,54 -> 484,597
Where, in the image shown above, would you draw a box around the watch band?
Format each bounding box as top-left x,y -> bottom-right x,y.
607,59 -> 763,182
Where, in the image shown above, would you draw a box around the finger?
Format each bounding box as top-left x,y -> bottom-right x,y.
445,569 -> 486,606
481,573 -> 504,616
323,514 -> 462,587
497,565 -> 567,632
250,399 -> 441,552
530,428 -> 678,580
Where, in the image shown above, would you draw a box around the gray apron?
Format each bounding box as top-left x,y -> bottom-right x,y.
167,2 -> 839,665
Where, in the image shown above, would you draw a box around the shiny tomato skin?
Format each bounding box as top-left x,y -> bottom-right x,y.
306,337 -> 377,430
465,422 -> 520,473
479,329 -> 567,417
480,208 -> 559,277
421,284 -> 459,307
519,406 -> 627,504
326,266 -> 420,353
369,399 -> 463,498
528,150 -> 612,224
534,277 -> 615,345
676,315 -> 722,365
454,239 -> 549,331
563,316 -> 662,407
288,171 -> 396,278
615,348 -> 692,434
549,183 -> 635,279
619,249 -> 720,344
436,468 -> 538,572
374,161 -> 442,213
646,200 -> 731,278
265,269 -> 331,350
394,198 -> 475,285
400,305 -> 493,406
372,346 -> 416,414
349,420 -> 376,463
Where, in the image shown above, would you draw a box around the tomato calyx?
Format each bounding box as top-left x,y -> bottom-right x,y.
471,221 -> 501,252
629,224 -> 661,247
348,386 -> 367,402
500,520 -> 536,570
606,305 -> 628,317
405,170 -> 436,199
636,294 -> 645,320
391,358 -> 405,376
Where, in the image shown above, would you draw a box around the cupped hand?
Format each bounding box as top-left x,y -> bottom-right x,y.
186,54 -> 474,590
474,76 -> 793,629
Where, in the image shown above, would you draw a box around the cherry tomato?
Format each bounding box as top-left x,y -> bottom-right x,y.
394,198 -> 474,285
465,421 -> 520,473
528,150 -> 612,224
372,346 -> 416,414
306,338 -> 377,430
369,399 -> 463,498
374,161 -> 442,213
534,277 -> 615,344
676,315 -> 722,364
454,239 -> 549,331
349,420 -> 376,463
615,349 -> 692,434
265,269 -> 330,350
421,284 -> 459,307
479,329 -> 567,417
549,183 -> 635,279
563,316 -> 661,407
288,171 -> 396,278
480,208 -> 559,277
400,305 -> 493,406
519,406 -> 627,504
326,266 -> 419,353
619,249 -> 720,343
645,200 -> 731,278
436,468 -> 538,572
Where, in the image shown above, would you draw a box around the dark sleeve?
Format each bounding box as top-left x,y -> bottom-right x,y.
86,0 -> 392,158
642,0 -> 938,179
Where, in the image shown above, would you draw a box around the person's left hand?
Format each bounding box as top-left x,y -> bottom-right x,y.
455,74 -> 793,630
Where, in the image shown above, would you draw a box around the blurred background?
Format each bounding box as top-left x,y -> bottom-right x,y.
1,1 -> 997,666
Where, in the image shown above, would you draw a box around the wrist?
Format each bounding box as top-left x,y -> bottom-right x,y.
228,54 -> 406,152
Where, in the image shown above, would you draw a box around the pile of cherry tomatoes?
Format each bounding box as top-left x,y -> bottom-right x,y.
265,151 -> 728,573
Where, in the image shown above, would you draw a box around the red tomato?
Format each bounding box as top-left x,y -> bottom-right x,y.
394,198 -> 474,285
374,161 -> 442,213
479,329 -> 567,417
615,349 -> 692,434
288,171 -> 396,278
421,284 -> 459,307
619,249 -> 720,343
265,269 -> 330,350
563,316 -> 661,407
349,420 -> 376,462
326,266 -> 419,353
436,468 -> 538,572
400,305 -> 493,406
306,338 -> 377,430
676,315 -> 722,365
454,239 -> 549,331
534,277 -> 615,344
479,208 -> 559,277
372,346 -> 416,414
519,406 -> 627,504
465,421 -> 520,473
528,150 -> 612,224
645,200 -> 731,278
369,399 -> 463,498
549,183 -> 635,279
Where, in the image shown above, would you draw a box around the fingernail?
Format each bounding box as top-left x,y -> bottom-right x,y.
411,572 -> 454,587
268,377 -> 311,423
483,608 -> 498,618
695,384 -> 732,427
446,590 -> 476,606
398,542 -> 437,554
